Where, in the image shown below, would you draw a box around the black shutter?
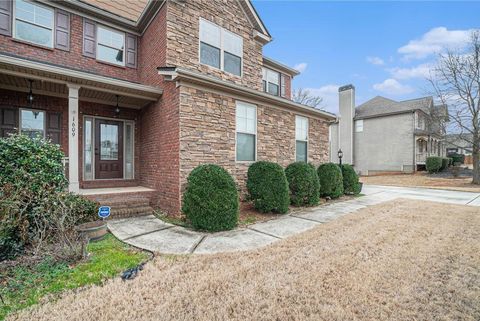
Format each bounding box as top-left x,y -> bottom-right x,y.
0,107 -> 18,138
46,112 -> 62,145
0,0 -> 12,37
55,9 -> 70,51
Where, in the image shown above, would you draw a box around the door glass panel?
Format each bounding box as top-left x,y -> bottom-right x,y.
125,123 -> 134,179
100,124 -> 119,160
83,117 -> 93,180
21,109 -> 45,138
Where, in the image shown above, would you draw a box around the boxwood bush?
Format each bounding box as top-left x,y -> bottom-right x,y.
182,164 -> 238,232
440,157 -> 450,171
317,163 -> 344,198
341,164 -> 361,195
426,156 -> 442,173
450,153 -> 465,165
247,161 -> 290,213
285,162 -> 320,206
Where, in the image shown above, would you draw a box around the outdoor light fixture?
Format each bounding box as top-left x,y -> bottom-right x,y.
338,149 -> 343,166
114,95 -> 120,116
27,79 -> 34,105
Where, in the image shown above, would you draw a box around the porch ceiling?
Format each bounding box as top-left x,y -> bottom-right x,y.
0,54 -> 162,108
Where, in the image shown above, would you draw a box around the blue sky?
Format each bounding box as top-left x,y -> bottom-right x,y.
253,0 -> 480,114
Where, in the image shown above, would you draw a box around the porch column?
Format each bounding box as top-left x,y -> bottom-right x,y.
67,84 -> 81,193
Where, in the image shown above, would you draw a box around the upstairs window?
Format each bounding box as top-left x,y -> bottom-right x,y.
262,68 -> 280,96
14,0 -> 54,47
355,119 -> 363,132
97,25 -> 125,66
199,19 -> 243,76
295,116 -> 308,162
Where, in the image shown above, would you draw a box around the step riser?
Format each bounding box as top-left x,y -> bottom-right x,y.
84,190 -> 156,219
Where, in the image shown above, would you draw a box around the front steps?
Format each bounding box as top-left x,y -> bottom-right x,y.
81,187 -> 156,219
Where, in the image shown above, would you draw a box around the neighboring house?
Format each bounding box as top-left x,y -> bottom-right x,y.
0,0 -> 334,215
329,85 -> 447,175
445,134 -> 473,156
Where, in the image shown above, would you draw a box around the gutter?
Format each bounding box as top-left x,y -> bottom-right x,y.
263,56 -> 300,77
158,67 -> 336,120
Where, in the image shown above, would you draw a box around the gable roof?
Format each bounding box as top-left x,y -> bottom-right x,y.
355,96 -> 433,119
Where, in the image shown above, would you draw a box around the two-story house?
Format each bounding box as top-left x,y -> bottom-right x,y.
0,0 -> 334,215
329,85 -> 447,175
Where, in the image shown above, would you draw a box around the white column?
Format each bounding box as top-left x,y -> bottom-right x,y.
67,84 -> 81,193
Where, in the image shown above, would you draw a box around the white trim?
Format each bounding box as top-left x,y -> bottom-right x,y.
96,24 -> 126,67
235,100 -> 257,163
13,0 -> 55,48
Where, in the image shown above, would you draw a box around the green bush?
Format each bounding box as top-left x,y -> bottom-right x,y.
341,164 -> 361,195
285,162 -> 320,206
247,161 -> 290,213
448,157 -> 454,166
317,163 -> 344,198
426,156 -> 442,173
440,157 -> 449,171
0,134 -> 97,260
182,164 -> 238,232
0,134 -> 67,192
450,153 -> 465,165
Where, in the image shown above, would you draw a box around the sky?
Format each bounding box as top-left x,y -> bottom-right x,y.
253,0 -> 480,114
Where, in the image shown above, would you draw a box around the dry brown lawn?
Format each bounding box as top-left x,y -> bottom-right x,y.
361,173 -> 480,192
9,199 -> 480,321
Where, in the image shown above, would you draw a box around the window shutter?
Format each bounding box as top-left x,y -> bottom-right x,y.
46,112 -> 62,145
55,9 -> 70,51
280,74 -> 286,97
0,0 -> 12,37
0,107 -> 18,138
83,18 -> 96,58
125,33 -> 137,68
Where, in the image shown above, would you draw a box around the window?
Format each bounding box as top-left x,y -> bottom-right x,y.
199,19 -> 243,76
124,122 -> 134,179
355,119 -> 364,132
14,0 -> 54,47
83,117 -> 93,180
417,114 -> 425,129
97,25 -> 125,66
295,116 -> 308,162
262,68 -> 280,96
236,101 -> 256,161
20,109 -> 45,138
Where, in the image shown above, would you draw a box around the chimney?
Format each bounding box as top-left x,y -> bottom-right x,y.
338,84 -> 355,164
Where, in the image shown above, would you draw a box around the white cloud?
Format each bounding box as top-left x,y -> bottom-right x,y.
366,56 -> 385,65
302,84 -> 340,114
294,62 -> 308,73
373,79 -> 414,95
398,27 -> 474,60
388,63 -> 433,80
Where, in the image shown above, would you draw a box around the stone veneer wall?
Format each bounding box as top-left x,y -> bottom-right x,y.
166,0 -> 264,91
178,85 -> 330,198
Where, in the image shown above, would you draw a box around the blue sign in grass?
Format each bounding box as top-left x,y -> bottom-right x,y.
98,206 -> 111,219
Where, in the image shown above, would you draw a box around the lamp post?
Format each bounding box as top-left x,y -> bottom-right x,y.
338,149 -> 343,166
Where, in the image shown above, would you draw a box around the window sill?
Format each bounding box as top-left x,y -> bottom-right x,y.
96,59 -> 128,70
11,38 -> 55,51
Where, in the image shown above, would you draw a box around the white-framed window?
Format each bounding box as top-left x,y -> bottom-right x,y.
262,68 -> 280,96
236,101 -> 256,162
416,114 -> 425,129
97,25 -> 125,66
199,18 -> 243,76
20,108 -> 46,138
295,115 -> 308,162
14,0 -> 54,48
355,119 -> 364,132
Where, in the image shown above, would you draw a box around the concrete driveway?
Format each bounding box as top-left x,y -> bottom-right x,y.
108,185 -> 480,255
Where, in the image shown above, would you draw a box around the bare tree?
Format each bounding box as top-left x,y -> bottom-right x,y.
292,88 -> 324,109
429,31 -> 480,184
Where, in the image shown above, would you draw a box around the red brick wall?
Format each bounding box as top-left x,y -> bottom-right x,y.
0,13 -> 139,82
284,74 -> 292,100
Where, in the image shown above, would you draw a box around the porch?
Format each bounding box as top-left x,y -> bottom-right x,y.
0,54 -> 162,202
415,135 -> 445,166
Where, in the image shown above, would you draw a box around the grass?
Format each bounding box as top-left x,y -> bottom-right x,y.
0,234 -> 148,321
10,199 -> 480,321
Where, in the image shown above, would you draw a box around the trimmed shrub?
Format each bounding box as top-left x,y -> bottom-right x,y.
448,157 -> 454,166
426,156 -> 442,173
182,164 -> 238,232
317,163 -> 344,198
285,162 -> 320,206
341,164 -> 361,195
247,161 -> 290,213
440,157 -> 449,171
450,153 -> 465,165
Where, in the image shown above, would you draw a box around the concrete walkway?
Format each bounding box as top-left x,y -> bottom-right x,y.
108,185 -> 480,255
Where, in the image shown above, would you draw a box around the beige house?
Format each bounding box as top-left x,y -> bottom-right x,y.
330,85 -> 447,175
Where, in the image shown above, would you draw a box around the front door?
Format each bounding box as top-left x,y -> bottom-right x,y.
95,119 -> 123,179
